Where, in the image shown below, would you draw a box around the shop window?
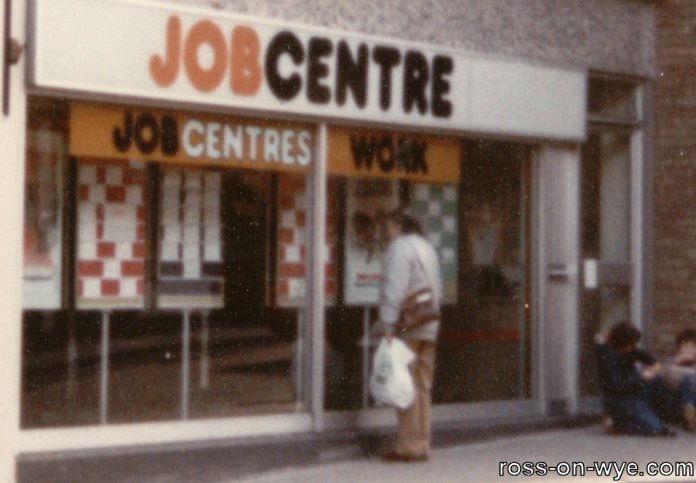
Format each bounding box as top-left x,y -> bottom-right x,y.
322,127 -> 530,410
322,128 -> 456,409
23,104 -> 65,309
21,101 -> 100,428
436,140 -> 531,403
21,99 -> 321,426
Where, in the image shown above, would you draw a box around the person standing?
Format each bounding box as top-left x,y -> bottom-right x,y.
377,207 -> 443,463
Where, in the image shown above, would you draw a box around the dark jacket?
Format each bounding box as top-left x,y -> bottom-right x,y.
595,343 -> 656,399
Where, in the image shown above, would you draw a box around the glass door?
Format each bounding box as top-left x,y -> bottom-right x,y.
579,76 -> 640,396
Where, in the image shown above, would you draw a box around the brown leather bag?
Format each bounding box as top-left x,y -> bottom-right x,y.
397,286 -> 440,331
395,240 -> 440,332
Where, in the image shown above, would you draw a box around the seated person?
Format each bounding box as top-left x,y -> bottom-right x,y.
595,321 -> 673,436
657,328 -> 696,431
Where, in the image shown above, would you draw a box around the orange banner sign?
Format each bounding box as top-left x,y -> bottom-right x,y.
327,126 -> 460,183
70,103 -> 313,172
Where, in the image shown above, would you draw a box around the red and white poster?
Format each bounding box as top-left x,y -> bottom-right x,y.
75,160 -> 146,309
275,174 -> 337,307
23,128 -> 63,309
343,178 -> 399,306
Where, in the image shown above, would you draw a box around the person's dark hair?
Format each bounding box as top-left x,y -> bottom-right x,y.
676,328 -> 696,348
352,212 -> 372,236
608,321 -> 641,349
385,206 -> 424,236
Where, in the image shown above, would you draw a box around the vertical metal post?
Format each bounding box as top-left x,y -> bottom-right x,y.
199,311 -> 209,390
537,146 -> 581,415
531,151 -> 545,408
294,310 -> 304,403
181,310 -> 190,419
362,307 -> 371,408
66,322 -> 78,400
631,91 -> 646,333
99,311 -> 110,424
309,123 -> 327,431
518,164 -> 528,398
2,0 -> 11,116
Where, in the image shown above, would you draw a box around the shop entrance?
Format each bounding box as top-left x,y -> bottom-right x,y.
223,172 -> 269,314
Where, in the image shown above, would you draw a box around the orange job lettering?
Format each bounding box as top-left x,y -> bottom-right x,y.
149,15 -> 181,87
149,15 -> 262,95
231,26 -> 262,95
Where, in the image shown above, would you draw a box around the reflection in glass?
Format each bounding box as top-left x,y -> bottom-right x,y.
21,100 -> 314,424
435,140 -> 531,403
587,77 -> 638,122
23,119 -> 64,309
188,170 -> 305,417
324,140 -> 531,409
579,130 -> 632,396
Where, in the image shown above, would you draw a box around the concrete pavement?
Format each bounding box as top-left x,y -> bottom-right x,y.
230,426 -> 696,483
18,422 -> 696,482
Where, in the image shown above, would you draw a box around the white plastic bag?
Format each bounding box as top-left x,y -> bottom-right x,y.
369,337 -> 416,409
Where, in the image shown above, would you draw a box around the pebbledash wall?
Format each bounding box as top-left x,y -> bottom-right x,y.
167,0 -> 655,77
0,0 -> 659,479
653,0 -> 696,356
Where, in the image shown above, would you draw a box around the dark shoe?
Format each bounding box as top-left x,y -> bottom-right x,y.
602,413 -> 617,435
657,427 -> 678,437
683,403 -> 696,432
381,451 -> 429,463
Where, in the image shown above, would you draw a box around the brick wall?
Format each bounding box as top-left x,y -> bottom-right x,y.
653,0 -> 696,356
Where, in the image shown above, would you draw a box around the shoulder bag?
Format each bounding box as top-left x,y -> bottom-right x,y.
396,240 -> 440,332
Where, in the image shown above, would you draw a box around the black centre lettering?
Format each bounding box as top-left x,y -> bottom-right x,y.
265,31 -> 305,101
432,55 -> 453,118
336,41 -> 368,108
307,36 -> 333,104
403,51 -> 429,115
372,46 -> 401,111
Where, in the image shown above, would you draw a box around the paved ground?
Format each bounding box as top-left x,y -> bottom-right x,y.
230,426 -> 696,483
18,423 -> 696,482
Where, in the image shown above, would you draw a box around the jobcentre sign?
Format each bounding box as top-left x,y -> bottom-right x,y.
29,0 -> 585,141
70,103 -> 313,172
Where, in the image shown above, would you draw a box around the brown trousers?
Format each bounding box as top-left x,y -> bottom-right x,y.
394,339 -> 436,456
